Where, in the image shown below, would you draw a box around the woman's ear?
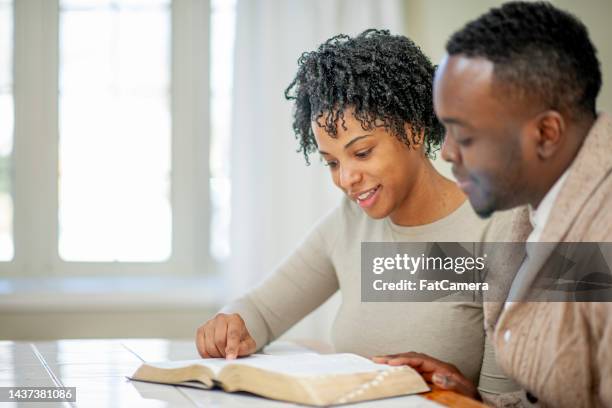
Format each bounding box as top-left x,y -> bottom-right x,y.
533,110 -> 565,160
404,123 -> 425,149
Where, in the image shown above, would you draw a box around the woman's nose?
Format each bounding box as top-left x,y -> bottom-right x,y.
338,164 -> 362,190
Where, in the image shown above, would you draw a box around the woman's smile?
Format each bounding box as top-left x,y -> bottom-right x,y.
353,185 -> 381,208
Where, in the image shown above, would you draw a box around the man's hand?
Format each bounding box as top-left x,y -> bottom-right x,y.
372,352 -> 479,400
195,313 -> 257,359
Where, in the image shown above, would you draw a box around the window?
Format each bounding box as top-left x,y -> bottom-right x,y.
58,0 -> 172,262
0,0 -> 13,261
0,0 -> 232,276
209,0 -> 236,261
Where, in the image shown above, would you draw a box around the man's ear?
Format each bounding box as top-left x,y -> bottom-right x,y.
534,110 -> 565,160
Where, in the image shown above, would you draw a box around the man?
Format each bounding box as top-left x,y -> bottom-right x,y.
374,2 -> 612,407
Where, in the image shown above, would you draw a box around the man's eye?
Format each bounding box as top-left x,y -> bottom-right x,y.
356,148 -> 373,158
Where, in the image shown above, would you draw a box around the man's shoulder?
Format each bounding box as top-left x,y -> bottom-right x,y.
555,113 -> 612,241
575,176 -> 612,240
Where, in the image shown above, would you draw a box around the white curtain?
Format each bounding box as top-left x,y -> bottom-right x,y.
229,0 -> 405,341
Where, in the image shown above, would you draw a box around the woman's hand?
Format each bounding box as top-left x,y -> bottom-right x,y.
372,352 -> 480,400
195,313 -> 257,359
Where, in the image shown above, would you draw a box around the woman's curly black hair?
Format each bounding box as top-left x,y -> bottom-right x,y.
285,29 -> 444,165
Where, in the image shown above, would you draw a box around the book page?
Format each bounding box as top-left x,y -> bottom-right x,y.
144,358 -> 231,377
225,353 -> 393,377
146,353 -> 392,378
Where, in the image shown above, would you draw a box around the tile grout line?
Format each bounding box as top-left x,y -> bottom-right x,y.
29,343 -> 76,408
119,342 -> 145,363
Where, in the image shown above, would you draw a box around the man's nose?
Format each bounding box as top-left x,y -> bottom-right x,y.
441,136 -> 460,163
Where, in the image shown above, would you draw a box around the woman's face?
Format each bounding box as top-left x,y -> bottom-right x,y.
313,110 -> 426,220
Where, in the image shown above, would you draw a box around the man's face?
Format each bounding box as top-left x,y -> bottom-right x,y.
433,55 -> 537,218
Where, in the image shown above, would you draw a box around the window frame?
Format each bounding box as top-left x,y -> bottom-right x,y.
0,0 -> 212,277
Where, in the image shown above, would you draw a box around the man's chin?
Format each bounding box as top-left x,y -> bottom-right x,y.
467,196 -> 497,219
474,207 -> 496,219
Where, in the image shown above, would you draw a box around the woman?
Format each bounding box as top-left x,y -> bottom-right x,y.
195,29 -> 514,398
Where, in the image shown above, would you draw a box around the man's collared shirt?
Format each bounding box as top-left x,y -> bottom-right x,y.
505,168 -> 570,309
527,170 -> 570,242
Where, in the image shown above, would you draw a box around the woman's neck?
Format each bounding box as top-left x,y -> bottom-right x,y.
389,160 -> 466,227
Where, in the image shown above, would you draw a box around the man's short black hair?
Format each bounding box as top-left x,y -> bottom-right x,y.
446,1 -> 601,118
285,29 -> 444,165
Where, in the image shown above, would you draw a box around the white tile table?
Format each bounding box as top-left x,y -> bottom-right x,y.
0,339 -> 448,407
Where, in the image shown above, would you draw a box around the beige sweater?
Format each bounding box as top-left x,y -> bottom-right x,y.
482,113 -> 612,408
223,198 -> 519,397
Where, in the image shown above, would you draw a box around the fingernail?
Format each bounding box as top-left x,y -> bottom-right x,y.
433,373 -> 450,387
226,352 -> 236,360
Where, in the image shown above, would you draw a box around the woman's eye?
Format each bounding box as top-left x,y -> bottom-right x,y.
457,138 -> 472,147
325,161 -> 338,168
356,148 -> 372,158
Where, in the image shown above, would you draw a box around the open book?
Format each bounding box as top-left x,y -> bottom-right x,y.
130,353 -> 429,406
